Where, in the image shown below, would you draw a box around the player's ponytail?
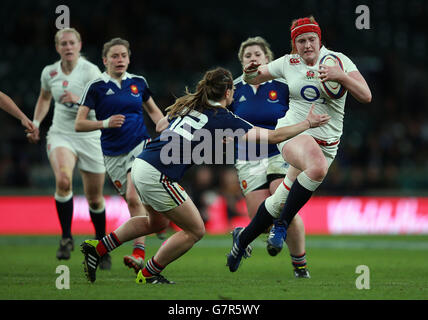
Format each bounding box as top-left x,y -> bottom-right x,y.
167,67 -> 233,118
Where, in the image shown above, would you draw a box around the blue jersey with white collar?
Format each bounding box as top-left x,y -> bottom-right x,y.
139,107 -> 253,181
229,75 -> 289,160
80,72 -> 152,156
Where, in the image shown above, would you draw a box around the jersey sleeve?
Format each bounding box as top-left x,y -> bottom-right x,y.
40,66 -> 50,91
338,53 -> 358,73
267,55 -> 288,81
79,82 -> 97,109
138,77 -> 151,102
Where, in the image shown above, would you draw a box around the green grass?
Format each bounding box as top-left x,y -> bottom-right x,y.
1,234 -> 427,300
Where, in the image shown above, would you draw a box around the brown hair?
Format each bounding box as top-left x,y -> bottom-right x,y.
166,67 -> 233,118
238,36 -> 274,63
102,37 -> 131,58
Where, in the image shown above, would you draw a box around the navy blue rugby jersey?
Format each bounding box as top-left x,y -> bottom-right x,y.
139,107 -> 253,181
80,72 -> 152,156
229,75 -> 289,160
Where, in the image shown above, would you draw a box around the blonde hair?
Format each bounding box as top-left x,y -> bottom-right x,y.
166,67 -> 233,118
54,28 -> 81,45
238,36 -> 274,63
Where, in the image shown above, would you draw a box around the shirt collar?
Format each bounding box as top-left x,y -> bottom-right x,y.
207,99 -> 222,106
101,71 -> 130,83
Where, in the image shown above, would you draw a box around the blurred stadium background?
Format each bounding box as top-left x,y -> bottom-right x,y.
1,0 -> 428,235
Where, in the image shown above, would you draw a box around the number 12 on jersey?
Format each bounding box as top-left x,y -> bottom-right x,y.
169,111 -> 208,140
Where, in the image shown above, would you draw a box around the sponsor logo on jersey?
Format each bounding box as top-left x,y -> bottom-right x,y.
239,95 -> 247,102
306,70 -> 316,80
289,58 -> 300,65
106,88 -> 115,95
49,70 -> 58,78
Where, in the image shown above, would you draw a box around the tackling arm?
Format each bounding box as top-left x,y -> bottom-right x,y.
243,63 -> 276,85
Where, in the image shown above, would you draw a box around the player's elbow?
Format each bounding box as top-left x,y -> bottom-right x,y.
364,92 -> 372,104
359,90 -> 372,104
156,116 -> 169,132
75,121 -> 83,132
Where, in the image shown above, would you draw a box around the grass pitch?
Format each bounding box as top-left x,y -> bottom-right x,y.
1,234 -> 427,300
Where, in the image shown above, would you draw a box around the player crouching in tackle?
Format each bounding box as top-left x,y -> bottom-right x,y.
81,67 -> 330,284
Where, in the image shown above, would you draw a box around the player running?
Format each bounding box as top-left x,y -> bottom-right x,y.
230,36 -> 309,278
80,67 -> 330,284
76,38 -> 166,273
227,16 -> 371,272
26,28 -> 109,266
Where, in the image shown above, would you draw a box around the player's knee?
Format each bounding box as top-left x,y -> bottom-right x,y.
190,225 -> 205,243
151,219 -> 170,233
56,175 -> 72,192
307,158 -> 329,181
87,197 -> 105,211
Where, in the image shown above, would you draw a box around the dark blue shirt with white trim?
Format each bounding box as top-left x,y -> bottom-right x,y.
229,76 -> 289,160
80,72 -> 152,156
139,107 -> 253,181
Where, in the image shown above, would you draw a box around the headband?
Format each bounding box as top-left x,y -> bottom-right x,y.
291,18 -> 322,48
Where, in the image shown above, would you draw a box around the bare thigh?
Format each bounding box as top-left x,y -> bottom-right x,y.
281,135 -> 325,172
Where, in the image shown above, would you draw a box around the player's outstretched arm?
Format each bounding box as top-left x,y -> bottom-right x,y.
0,91 -> 35,133
243,62 -> 276,85
242,104 -> 330,144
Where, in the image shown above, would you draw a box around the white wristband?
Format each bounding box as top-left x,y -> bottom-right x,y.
33,120 -> 40,128
102,118 -> 110,129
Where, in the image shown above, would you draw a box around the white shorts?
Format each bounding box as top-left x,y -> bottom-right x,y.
131,158 -> 189,212
277,133 -> 338,166
46,132 -> 105,174
235,154 -> 288,196
104,139 -> 151,196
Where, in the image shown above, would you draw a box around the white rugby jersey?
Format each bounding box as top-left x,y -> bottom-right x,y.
268,46 -> 358,143
40,57 -> 101,137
